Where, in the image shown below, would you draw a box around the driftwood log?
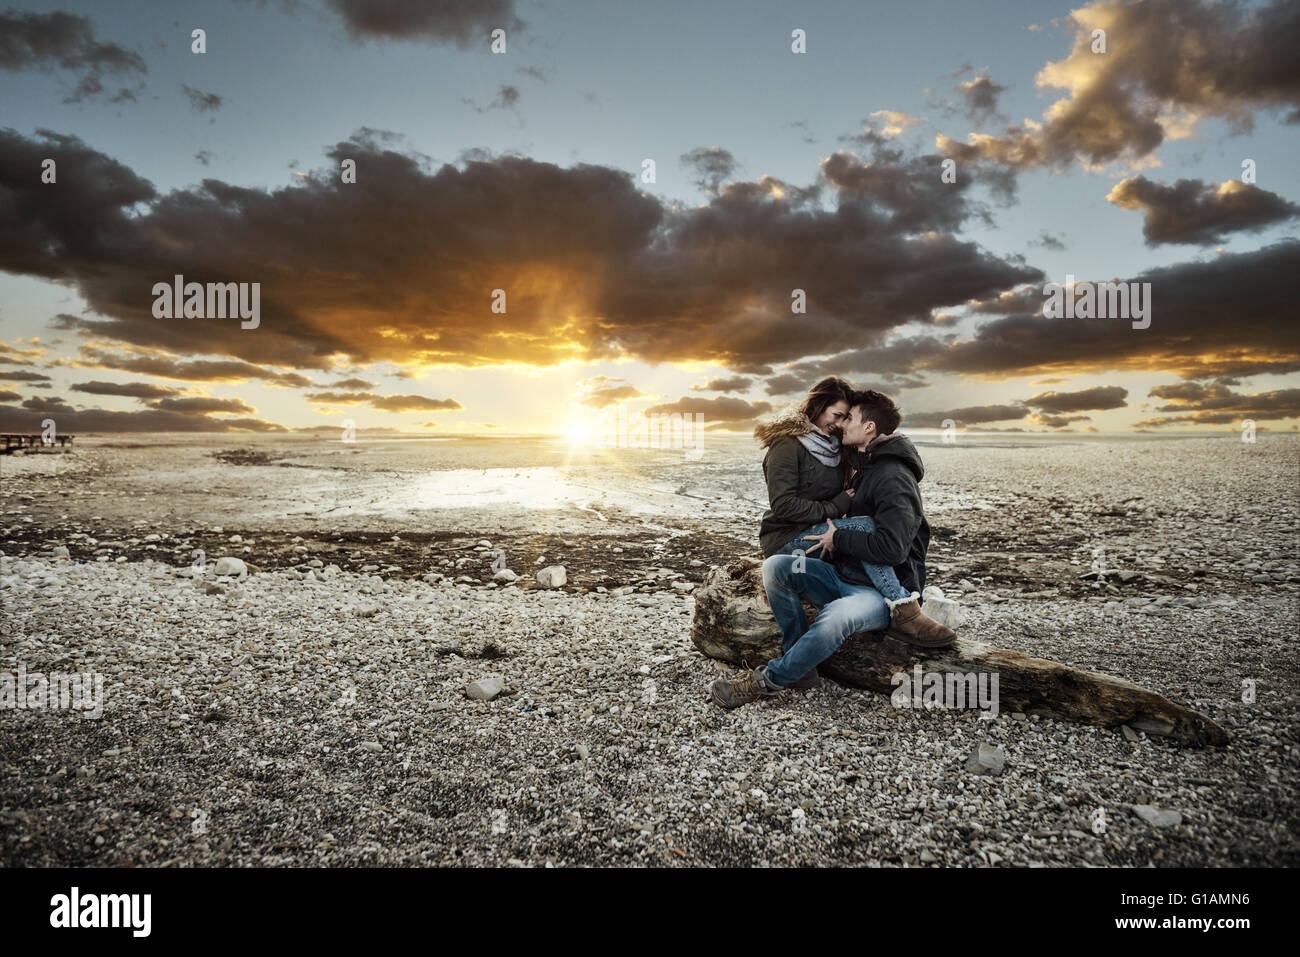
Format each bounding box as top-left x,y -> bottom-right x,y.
692,558 -> 1228,748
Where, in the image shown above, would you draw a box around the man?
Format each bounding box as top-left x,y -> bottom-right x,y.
710,390 -> 955,709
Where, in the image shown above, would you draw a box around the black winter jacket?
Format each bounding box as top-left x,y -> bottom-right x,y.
831,435 -> 930,595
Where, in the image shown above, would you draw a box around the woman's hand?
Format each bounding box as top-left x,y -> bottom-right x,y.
802,519 -> 836,558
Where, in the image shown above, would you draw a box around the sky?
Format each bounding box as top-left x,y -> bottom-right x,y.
1,0 -> 1298,436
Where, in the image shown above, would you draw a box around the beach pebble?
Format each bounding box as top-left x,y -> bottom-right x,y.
536,566 -> 567,589
1132,805 -> 1182,828
965,742 -> 1005,776
466,677 -> 506,701
213,557 -> 248,578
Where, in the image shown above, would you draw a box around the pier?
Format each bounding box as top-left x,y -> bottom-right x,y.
1,433 -> 75,453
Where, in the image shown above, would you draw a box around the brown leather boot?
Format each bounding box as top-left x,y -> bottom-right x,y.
886,595 -> 957,647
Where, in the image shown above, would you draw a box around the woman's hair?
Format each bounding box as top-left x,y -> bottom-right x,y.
799,376 -> 855,430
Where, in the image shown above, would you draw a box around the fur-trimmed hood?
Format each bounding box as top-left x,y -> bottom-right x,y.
753,404 -> 822,449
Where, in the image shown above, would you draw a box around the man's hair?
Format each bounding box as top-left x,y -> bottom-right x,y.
799,376 -> 855,426
851,389 -> 901,436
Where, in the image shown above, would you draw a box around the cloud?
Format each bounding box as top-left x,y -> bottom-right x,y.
181,83 -> 222,112
643,396 -> 774,427
1106,176 -> 1299,245
323,0 -> 525,47
464,84 -> 519,113
957,74 -> 1006,121
0,370 -> 52,383
575,382 -> 649,409
67,347 -> 315,387
71,380 -> 181,399
1028,412 -> 1091,428
368,394 -> 462,412
0,9 -> 147,103
1025,385 -> 1127,412
1028,231 -> 1066,251
681,147 -> 738,195
692,376 -> 752,393
1140,382 -> 1300,424
0,403 -> 287,433
938,0 -> 1300,172
868,241 -> 1300,381
763,373 -> 811,396
149,396 -> 255,415
904,404 -> 1028,428
304,391 -> 370,404
868,110 -> 923,137
330,377 -> 375,390
0,128 -> 1040,375
0,389 -> 18,402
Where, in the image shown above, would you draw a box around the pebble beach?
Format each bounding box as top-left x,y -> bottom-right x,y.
2,433 -> 1297,867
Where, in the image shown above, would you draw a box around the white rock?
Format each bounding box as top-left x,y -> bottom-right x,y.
466,676 -> 506,701
493,568 -> 519,582
536,565 -> 567,588
213,557 -> 248,578
921,595 -> 961,628
922,585 -> 944,602
1132,804 -> 1182,828
52,546 -> 70,559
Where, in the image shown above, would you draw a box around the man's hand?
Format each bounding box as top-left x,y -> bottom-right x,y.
802,519 -> 836,558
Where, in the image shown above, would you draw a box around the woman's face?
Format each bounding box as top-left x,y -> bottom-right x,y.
816,399 -> 850,435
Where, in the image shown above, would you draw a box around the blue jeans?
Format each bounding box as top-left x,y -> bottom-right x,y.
760,554 -> 890,688
773,514 -> 910,602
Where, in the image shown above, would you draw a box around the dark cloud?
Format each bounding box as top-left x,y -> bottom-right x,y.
644,396 -> 774,426
68,348 -> 316,387
938,0 -> 1300,171
71,380 -> 181,399
368,394 -> 462,412
324,0 -> 524,47
0,9 -> 146,103
1141,382 -> 1300,424
1028,231 -> 1066,251
0,389 -> 18,402
1107,176 -> 1299,245
957,74 -> 1005,120
1028,412 -> 1091,428
1025,385 -> 1128,413
904,404 -> 1028,428
0,404 -> 287,433
0,129 -> 1039,375
762,374 -> 808,396
681,147 -> 738,195
0,370 -> 52,383
691,376 -> 751,393
330,377 -> 375,390
576,384 -> 649,409
149,396 -> 255,415
304,391 -> 371,404
181,84 -> 222,112
464,85 -> 519,113
889,242 -> 1300,380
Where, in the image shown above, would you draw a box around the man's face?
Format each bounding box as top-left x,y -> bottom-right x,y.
840,406 -> 877,448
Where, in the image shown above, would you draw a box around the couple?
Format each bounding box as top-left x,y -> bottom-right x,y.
711,377 -> 957,709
